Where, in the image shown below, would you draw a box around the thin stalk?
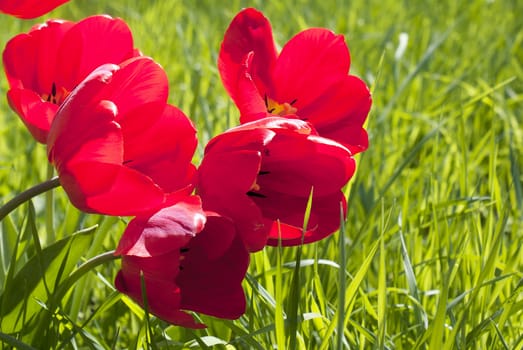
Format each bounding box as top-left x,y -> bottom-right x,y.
274,221 -> 286,350
287,188 -> 312,350
336,204 -> 347,350
45,163 -> 55,241
55,250 -> 118,298
0,177 -> 61,222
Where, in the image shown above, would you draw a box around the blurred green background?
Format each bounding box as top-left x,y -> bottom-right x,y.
0,0 -> 522,349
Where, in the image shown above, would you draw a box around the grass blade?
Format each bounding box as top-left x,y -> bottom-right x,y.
319,239 -> 379,350
336,204 -> 347,350
274,221 -> 286,350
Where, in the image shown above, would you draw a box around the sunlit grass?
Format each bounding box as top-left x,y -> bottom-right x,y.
0,0 -> 522,349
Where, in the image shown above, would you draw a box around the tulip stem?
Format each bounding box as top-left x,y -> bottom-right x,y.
0,176 -> 61,222
58,250 -> 118,296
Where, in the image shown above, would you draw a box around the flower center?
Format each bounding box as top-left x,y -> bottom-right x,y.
265,95 -> 297,116
178,247 -> 189,270
41,82 -> 70,105
246,170 -> 270,198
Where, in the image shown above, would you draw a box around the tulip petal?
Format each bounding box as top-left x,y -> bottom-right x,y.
218,7 -> 277,107
104,57 -> 169,134
232,115 -> 314,135
231,53 -> 268,117
197,146 -> 271,251
200,193 -> 268,252
47,64 -> 121,163
125,105 -> 197,192
264,191 -> 347,246
297,75 -> 372,153
6,89 -> 57,143
259,133 -> 355,196
0,0 -> 70,19
3,33 -> 36,89
3,20 -> 73,98
59,161 -> 167,216
115,255 -> 205,329
318,124 -> 368,155
56,15 -> 136,92
198,149 -> 261,195
49,98 -> 121,169
272,28 -> 350,107
115,196 -> 206,257
177,216 -> 249,319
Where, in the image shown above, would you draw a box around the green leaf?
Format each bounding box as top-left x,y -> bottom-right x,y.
0,221 -> 96,334
0,215 -> 19,285
0,331 -> 37,350
186,335 -> 228,347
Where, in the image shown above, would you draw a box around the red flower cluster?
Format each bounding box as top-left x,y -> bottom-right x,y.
2,6 -> 371,328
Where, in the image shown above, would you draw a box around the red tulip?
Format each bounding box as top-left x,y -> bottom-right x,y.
115,196 -> 249,328
218,8 -> 372,154
197,116 -> 355,250
0,0 -> 69,19
47,56 -> 197,216
3,15 -> 139,143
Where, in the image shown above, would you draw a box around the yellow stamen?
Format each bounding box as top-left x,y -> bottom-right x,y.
41,83 -> 70,105
266,98 -> 298,116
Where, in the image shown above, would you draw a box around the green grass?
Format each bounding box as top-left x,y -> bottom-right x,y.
0,0 -> 522,348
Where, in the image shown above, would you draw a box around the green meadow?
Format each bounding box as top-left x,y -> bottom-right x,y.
0,0 -> 522,348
